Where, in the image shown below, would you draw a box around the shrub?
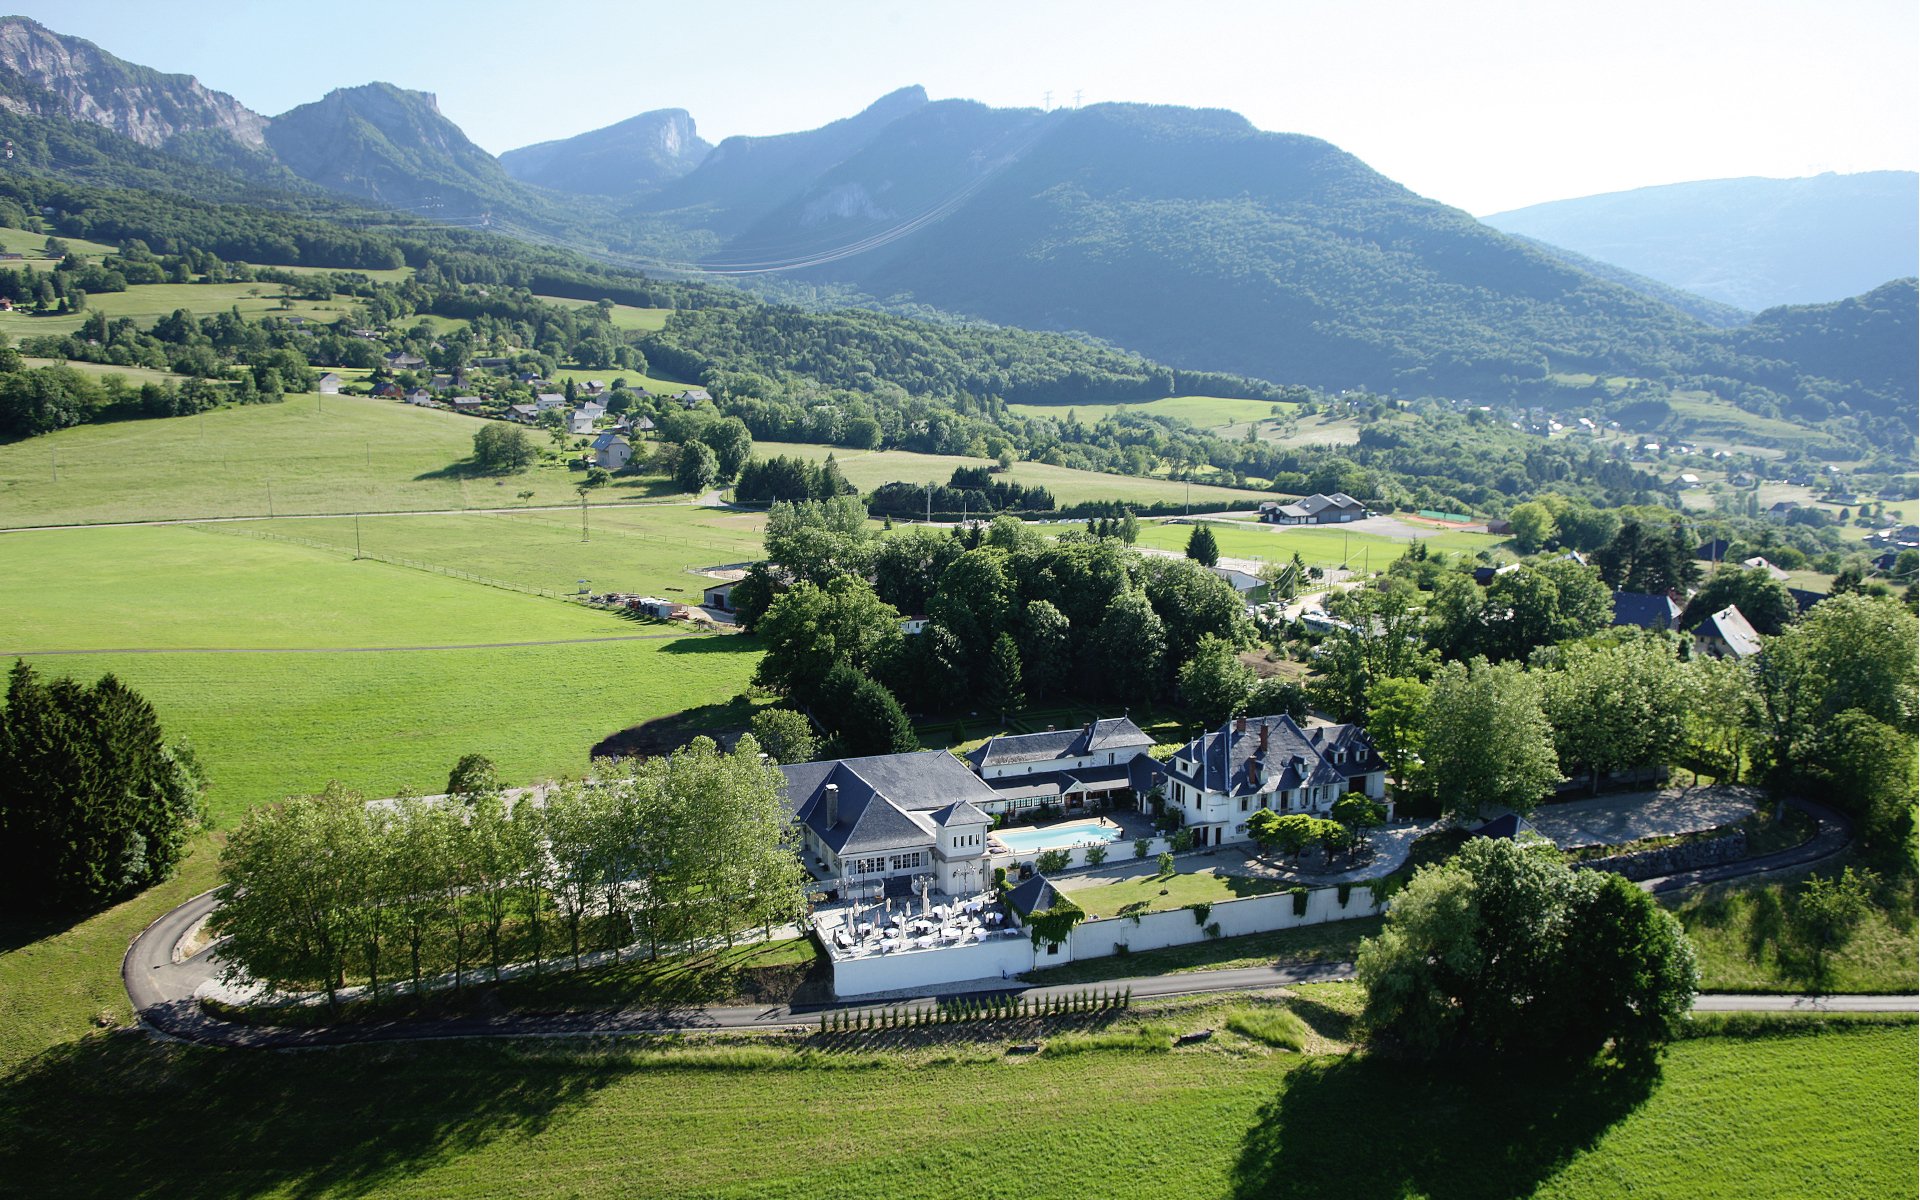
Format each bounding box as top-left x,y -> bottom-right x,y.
1337,882 -> 1353,907
1170,829 -> 1196,853
1291,888 -> 1309,917
1157,851 -> 1177,877
1035,848 -> 1071,875
1085,844 -> 1108,867
1188,902 -> 1212,925
1134,837 -> 1151,859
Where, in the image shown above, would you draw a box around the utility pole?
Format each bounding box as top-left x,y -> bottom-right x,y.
267,480 -> 274,519
579,489 -> 589,542
354,514 -> 362,560
50,446 -> 56,482
927,483 -> 932,526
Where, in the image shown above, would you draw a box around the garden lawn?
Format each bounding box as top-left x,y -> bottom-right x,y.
1062,866 -> 1290,918
751,440 -> 1281,508
0,394 -> 684,526
1664,861 -> 1918,994
0,1005 -> 1910,1199
1025,917 -> 1382,986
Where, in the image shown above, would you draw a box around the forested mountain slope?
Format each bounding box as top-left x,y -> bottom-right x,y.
500,109 -> 709,196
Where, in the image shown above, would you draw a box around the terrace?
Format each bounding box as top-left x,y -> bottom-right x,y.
812,889 -> 1023,963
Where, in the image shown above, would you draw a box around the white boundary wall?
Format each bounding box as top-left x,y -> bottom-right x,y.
988,835 -> 1172,877
831,880 -> 1382,997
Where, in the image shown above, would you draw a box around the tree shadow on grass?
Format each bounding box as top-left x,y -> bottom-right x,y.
0,1033 -> 622,1200
412,458 -> 493,482
1231,1050 -> 1661,1200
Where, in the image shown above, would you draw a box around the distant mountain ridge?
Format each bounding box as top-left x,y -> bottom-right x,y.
1482,173 -> 1920,311
500,108 -> 709,196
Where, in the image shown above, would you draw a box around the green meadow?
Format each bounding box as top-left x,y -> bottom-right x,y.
751,440 -> 1281,508
1123,517 -> 1502,569
1006,394 -> 1296,429
0,224 -> 117,258
535,295 -> 675,332
0,394 -> 683,526
2,525 -> 760,821
0,280 -> 355,339
19,356 -> 189,386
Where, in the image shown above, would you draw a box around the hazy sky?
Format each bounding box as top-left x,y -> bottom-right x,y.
19,0 -> 1919,213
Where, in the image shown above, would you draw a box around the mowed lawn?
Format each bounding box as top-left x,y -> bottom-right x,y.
752,441 -> 1281,508
0,394 -> 682,526
0,1009 -> 1909,1199
1006,394 -> 1296,429
0,280 -> 356,339
1123,517 -> 1502,569
284,505 -> 769,598
2,526 -> 761,821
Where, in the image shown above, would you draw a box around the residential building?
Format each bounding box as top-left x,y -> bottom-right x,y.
315,372 -> 343,395
702,581 -> 737,611
1611,591 -> 1682,631
1160,714 -> 1387,849
534,392 -> 566,411
675,388 -> 713,407
1211,566 -> 1263,598
1741,556 -> 1791,582
1693,604 -> 1762,660
964,718 -> 1159,817
591,432 -> 632,471
506,403 -> 539,422
1260,493 -> 1369,525
1694,539 -> 1731,563
632,416 -> 657,435
578,400 -> 608,420
569,409 -> 597,435
781,752 -> 997,895
448,396 -> 484,413
383,351 -> 426,370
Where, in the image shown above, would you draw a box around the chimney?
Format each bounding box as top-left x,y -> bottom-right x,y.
1258,721 -> 1270,753
824,783 -> 840,828
1234,715 -> 1247,736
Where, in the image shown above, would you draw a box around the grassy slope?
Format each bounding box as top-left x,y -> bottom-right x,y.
0,1006 -> 1909,1199
1666,860 -> 1918,994
0,281 -> 354,339
752,440 -> 1280,508
1005,394 -> 1297,428
2,526 -> 759,822
1125,517 -> 1501,568
0,394 -> 686,526
534,296 -> 673,332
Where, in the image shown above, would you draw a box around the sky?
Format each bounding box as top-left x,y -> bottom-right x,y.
16,0 -> 1919,214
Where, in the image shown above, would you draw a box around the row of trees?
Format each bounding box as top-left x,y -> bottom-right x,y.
212,739 -> 808,1008
0,662 -> 206,911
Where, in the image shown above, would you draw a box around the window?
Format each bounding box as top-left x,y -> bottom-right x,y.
1239,797 -> 1249,812
890,852 -> 921,871
1046,943 -> 1060,956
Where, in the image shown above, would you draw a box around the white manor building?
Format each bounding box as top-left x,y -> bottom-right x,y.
1162,713 -> 1387,848
782,751 -> 998,897
963,718 -> 1162,816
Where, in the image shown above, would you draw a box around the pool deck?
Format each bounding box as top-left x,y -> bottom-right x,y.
989,815 -> 1127,854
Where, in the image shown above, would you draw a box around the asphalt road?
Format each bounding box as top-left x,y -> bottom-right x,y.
125,888 -> 1914,1051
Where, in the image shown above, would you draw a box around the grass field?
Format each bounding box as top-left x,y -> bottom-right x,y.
1666,859 -> 1918,994
19,356 -> 190,386
0,975 -> 1909,1199
0,281 -> 354,339
535,296 -> 674,333
0,394 -> 689,526
551,364 -> 697,395
0,224 -> 116,259
752,440 -> 1281,508
276,505 -> 769,598
1125,517 -> 1501,569
1,526 -> 761,821
1005,394 -> 1296,429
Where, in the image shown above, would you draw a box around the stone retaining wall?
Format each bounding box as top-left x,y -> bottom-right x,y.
1576,831 -> 1748,881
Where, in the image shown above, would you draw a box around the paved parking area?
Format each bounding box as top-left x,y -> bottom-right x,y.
1525,787 -> 1760,850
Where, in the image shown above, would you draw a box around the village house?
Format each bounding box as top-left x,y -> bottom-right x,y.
577,400 -> 608,420
1741,556 -> 1791,582
448,396 -> 484,414
315,372 -> 343,395
1259,493 -> 1369,525
1211,565 -> 1264,599
632,415 -> 657,435
384,351 -> 426,370
1161,714 -> 1387,849
506,403 -> 539,422
591,432 -> 632,471
568,409 -> 597,436
1694,605 -> 1762,660
534,392 -> 567,411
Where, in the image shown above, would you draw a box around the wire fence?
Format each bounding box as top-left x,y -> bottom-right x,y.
184,521 -> 573,601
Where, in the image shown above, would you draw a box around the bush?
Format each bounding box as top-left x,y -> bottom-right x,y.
1188,902 -> 1212,925
1085,844 -> 1108,867
1291,888 -> 1309,917
1156,851 -> 1176,876
1134,837 -> 1150,859
1035,848 -> 1071,875
1170,829 -> 1196,853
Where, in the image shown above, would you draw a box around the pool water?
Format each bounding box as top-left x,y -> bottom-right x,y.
994,820 -> 1123,853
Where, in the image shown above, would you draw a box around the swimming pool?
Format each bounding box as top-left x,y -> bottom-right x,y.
994,820 -> 1123,854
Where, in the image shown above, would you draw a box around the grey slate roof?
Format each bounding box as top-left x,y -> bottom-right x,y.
781,751 -> 997,855
1005,874 -> 1062,917
1171,714 -> 1383,798
965,717 -> 1152,770
1611,591 -> 1681,629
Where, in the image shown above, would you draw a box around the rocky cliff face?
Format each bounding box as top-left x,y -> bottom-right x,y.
0,16 -> 267,149
501,108 -> 711,196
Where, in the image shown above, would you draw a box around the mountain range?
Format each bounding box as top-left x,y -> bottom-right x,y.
1483,172 -> 1920,312
0,14 -> 1911,437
